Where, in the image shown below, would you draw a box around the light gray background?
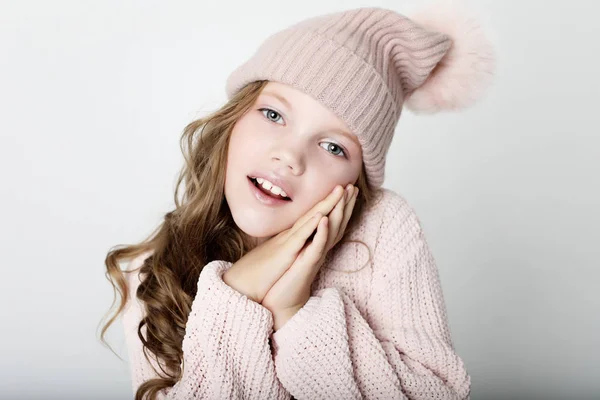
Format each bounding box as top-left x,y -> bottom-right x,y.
1,0 -> 598,399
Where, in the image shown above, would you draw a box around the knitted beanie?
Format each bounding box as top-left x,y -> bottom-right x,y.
225,4 -> 495,189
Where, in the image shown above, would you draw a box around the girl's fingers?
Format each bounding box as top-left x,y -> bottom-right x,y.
298,216 -> 329,278
289,186 -> 345,236
287,211 -> 324,252
336,188 -> 358,243
325,191 -> 346,250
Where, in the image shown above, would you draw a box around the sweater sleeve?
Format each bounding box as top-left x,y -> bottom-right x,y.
121,253 -> 290,400
269,202 -> 471,400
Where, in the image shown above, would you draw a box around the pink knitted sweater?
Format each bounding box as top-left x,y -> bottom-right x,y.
121,188 -> 471,399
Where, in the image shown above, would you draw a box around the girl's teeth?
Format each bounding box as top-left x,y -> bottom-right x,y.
253,177 -> 288,198
261,180 -> 272,190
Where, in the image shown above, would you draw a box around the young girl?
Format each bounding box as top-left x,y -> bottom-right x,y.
100,5 -> 495,400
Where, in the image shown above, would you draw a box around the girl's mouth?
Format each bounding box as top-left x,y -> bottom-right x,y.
248,176 -> 292,202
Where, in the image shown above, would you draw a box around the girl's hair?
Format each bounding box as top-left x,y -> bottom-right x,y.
98,79 -> 380,400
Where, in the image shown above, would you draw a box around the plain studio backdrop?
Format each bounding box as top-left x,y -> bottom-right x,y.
1,0 -> 598,399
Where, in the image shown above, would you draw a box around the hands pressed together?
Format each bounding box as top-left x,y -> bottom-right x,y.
222,183 -> 359,331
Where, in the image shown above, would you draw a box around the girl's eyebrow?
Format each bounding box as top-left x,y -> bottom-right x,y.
261,91 -> 293,111
330,128 -> 360,147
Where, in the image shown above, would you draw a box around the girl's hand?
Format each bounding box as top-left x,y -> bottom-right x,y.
222,184 -> 349,304
261,184 -> 359,329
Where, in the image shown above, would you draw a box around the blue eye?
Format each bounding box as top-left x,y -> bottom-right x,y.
259,107 -> 347,158
319,142 -> 346,158
259,108 -> 284,125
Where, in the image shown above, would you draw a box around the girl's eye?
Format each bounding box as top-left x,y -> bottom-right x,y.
259,108 -> 284,125
320,142 -> 346,158
259,107 -> 347,158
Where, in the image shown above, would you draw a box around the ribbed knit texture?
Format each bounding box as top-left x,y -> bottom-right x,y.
225,7 -> 452,189
122,188 -> 471,399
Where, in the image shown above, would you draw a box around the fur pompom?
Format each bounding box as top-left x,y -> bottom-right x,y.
404,0 -> 496,114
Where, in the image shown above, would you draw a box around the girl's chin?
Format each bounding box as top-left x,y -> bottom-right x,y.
230,205 -> 296,238
236,220 -> 285,240
242,229 -> 279,245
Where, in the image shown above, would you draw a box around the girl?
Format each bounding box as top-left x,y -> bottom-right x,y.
100,5 -> 495,400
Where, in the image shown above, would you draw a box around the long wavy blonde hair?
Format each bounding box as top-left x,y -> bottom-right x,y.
98,79 -> 379,400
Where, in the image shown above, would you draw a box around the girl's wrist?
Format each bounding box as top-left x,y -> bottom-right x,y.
272,305 -> 302,332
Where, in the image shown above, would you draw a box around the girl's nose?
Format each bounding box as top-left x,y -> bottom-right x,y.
270,141 -> 305,175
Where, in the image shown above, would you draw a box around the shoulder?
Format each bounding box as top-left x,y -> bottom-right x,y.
362,188 -> 422,232
369,188 -> 414,217
361,188 -> 427,254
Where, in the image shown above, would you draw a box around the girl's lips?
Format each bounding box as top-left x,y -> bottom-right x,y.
247,176 -> 291,206
247,171 -> 293,200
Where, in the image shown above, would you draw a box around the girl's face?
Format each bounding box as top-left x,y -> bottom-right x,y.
224,81 -> 363,244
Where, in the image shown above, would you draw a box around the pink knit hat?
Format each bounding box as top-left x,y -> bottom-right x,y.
225,5 -> 495,189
